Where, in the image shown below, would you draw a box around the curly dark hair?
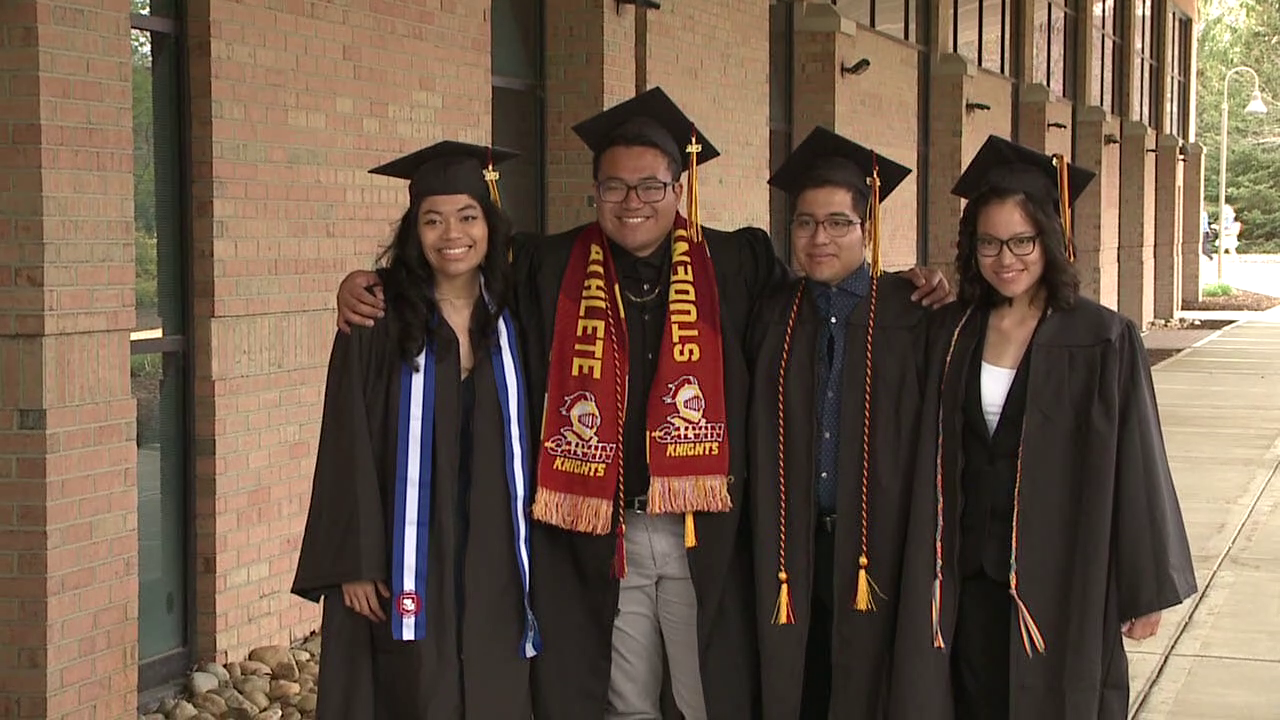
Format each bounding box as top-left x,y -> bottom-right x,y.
955,186 -> 1080,311
376,193 -> 513,365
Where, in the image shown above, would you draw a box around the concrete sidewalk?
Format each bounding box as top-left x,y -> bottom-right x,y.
1128,307 -> 1280,719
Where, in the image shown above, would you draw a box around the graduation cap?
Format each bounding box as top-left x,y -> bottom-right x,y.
572,86 -> 718,244
767,126 -> 913,277
571,86 -> 720,173
369,140 -> 520,208
951,135 -> 1096,261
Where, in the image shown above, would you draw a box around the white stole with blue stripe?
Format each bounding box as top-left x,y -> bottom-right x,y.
390,307 -> 540,658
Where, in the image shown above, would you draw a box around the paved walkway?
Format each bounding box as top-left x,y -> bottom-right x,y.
1128,306 -> 1280,719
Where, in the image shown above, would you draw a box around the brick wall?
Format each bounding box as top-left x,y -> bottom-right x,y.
646,0 -> 770,231
1154,133 -> 1182,319
543,0 -> 635,233
1181,142 -> 1205,305
186,0 -> 494,662
0,0 -> 138,717
833,30 -> 920,270
1118,120 -> 1156,326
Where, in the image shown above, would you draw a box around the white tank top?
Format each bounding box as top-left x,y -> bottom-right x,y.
979,361 -> 1018,434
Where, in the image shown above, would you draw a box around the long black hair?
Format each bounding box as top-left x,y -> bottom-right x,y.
376,192 -> 514,364
955,186 -> 1079,311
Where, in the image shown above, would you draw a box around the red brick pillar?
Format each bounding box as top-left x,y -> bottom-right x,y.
543,0 -> 636,233
1119,120 -> 1156,326
0,0 -> 138,717
1074,107 -> 1122,307
1181,142 -> 1205,306
1154,133 -> 1184,320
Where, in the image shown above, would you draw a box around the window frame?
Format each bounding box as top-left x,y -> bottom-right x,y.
1033,0 -> 1079,99
129,1 -> 197,693
490,0 -> 546,235
850,0 -> 917,44
1165,9 -> 1191,139
949,0 -> 1013,76
1092,0 -> 1122,114
1133,0 -> 1159,125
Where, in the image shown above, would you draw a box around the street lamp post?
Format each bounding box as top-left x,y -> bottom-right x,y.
1216,66 -> 1268,282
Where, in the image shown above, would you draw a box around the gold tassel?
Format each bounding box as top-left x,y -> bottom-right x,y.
853,553 -> 882,612
484,147 -> 502,208
684,511 -> 697,548
867,156 -> 883,277
1052,154 -> 1073,262
686,130 -> 704,245
772,571 -> 795,625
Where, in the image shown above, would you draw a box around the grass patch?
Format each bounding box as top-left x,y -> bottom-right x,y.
1201,282 -> 1235,298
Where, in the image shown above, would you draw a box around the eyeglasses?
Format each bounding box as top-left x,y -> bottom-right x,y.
790,216 -> 863,239
596,180 -> 673,204
975,235 -> 1039,257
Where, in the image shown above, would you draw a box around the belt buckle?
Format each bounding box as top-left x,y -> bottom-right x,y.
625,496 -> 648,513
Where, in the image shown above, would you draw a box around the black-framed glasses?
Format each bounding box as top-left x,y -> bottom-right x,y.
975,235 -> 1039,257
596,180 -> 673,204
790,216 -> 863,239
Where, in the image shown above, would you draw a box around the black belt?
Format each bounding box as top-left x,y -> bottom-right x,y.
623,496 -> 649,513
817,513 -> 837,533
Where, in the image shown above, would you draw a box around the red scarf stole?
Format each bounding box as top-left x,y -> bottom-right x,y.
532,215 -> 731,573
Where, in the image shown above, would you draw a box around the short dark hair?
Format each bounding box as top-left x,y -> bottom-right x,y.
591,124 -> 683,182
955,186 -> 1080,311
377,193 -> 514,365
790,161 -> 871,222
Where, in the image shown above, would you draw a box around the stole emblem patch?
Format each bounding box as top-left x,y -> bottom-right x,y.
397,591 -> 420,618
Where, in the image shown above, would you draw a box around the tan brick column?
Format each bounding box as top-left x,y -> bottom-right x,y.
1074,107 -> 1122,306
544,0 -> 636,232
1119,120 -> 1156,326
788,3 -> 920,267
1154,133 -> 1184,319
1181,142 -> 1205,306
1016,84 -> 1073,156
0,0 -> 139,717
925,54 -> 972,273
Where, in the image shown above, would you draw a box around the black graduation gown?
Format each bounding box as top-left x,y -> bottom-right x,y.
511,224 -> 787,720
747,274 -> 929,720
292,315 -> 532,719
888,298 -> 1198,720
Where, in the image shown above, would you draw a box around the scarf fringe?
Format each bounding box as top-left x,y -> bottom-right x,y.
646,475 -> 732,514
532,489 -> 613,536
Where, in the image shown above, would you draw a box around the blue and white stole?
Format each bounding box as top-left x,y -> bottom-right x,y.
390,305 -> 540,658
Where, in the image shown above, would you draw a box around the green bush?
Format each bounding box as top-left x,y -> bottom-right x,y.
1202,282 -> 1235,298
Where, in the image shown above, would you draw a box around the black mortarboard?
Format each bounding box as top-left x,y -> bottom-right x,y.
951,135 -> 1095,261
767,126 -> 912,205
369,141 -> 520,206
571,86 -> 720,173
951,135 -> 1095,208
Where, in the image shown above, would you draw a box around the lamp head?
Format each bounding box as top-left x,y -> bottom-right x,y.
1246,90 -> 1268,115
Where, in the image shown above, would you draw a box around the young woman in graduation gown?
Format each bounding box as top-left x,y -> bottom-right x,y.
889,136 -> 1197,720
291,143 -> 538,719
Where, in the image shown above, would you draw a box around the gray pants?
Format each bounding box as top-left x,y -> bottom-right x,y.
606,512 -> 708,720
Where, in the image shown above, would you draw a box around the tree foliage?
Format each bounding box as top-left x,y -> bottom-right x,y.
1198,0 -> 1280,252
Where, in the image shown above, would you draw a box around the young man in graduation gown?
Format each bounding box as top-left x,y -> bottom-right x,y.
748,127 -> 930,719
292,142 -> 539,718
888,136 -> 1197,720
333,89 -> 953,720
